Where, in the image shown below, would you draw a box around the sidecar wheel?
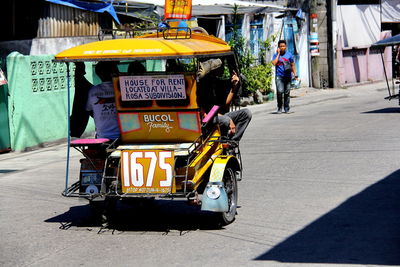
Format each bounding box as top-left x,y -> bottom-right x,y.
102,197 -> 117,223
217,166 -> 238,226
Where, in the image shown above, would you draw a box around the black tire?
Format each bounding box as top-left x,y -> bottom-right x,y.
89,198 -> 117,225
89,200 -> 105,221
102,197 -> 117,223
217,166 -> 238,226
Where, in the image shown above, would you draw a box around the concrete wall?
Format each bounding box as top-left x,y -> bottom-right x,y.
311,1 -> 330,88
6,52 -> 94,151
30,36 -> 99,55
0,81 -> 10,151
335,4 -> 392,86
336,31 -> 392,86
0,37 -> 99,60
341,49 -> 390,84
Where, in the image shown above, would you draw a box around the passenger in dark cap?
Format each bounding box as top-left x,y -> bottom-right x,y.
128,61 -> 146,74
166,59 -> 184,72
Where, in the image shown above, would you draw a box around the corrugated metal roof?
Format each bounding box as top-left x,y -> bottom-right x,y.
122,0 -> 290,15
38,3 -> 100,38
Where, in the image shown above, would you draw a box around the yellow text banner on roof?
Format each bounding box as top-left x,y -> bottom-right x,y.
54,33 -> 232,61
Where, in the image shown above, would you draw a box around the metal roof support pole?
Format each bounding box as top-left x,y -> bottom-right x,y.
392,64 -> 395,97
64,62 -> 71,195
380,50 -> 392,98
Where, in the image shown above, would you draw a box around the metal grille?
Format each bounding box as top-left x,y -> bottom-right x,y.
30,59 -> 72,93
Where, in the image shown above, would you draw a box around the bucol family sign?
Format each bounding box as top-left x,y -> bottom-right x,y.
119,75 -> 186,101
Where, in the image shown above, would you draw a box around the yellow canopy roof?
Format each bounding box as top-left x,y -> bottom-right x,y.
54,33 -> 233,61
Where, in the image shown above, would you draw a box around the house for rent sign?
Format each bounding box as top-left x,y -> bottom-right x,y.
119,75 -> 186,101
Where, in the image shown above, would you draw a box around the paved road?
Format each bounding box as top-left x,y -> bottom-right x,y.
0,83 -> 399,266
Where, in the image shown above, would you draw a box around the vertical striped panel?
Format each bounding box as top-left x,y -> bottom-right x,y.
38,3 -> 99,37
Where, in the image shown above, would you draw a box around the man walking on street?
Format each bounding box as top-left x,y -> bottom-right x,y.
271,40 -> 298,113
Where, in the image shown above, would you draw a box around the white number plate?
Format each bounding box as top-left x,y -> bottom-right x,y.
121,150 -> 174,193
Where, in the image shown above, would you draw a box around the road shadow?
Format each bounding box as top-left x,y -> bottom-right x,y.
0,169 -> 18,174
255,169 -> 400,265
45,199 -> 223,232
362,107 -> 400,113
45,203 -> 102,228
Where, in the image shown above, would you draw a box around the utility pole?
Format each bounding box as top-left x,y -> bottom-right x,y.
310,0 -> 321,88
287,0 -> 331,88
309,0 -> 329,88
327,0 -> 336,88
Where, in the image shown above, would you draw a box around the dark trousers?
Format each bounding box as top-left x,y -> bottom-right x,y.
275,76 -> 291,111
218,108 -> 252,141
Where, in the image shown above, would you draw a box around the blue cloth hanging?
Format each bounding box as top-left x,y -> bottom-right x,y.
45,0 -> 121,24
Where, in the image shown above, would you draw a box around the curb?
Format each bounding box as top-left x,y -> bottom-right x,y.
244,90 -> 349,115
244,82 -> 390,115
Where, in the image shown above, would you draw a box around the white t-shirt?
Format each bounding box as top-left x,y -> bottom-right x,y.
86,81 -> 120,139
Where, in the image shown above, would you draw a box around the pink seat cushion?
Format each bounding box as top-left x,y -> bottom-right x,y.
70,138 -> 110,145
202,105 -> 219,123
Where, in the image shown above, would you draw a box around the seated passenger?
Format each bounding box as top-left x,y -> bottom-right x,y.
86,61 -> 120,140
197,58 -> 252,142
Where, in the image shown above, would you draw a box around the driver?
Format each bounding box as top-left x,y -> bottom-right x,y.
197,58 -> 252,142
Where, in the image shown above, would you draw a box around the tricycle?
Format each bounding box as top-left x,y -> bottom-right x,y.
371,34 -> 400,105
55,27 -> 244,226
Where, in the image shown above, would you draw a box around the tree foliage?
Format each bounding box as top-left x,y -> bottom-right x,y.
228,5 -> 274,96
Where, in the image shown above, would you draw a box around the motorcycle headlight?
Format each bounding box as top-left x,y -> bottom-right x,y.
206,185 -> 221,199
